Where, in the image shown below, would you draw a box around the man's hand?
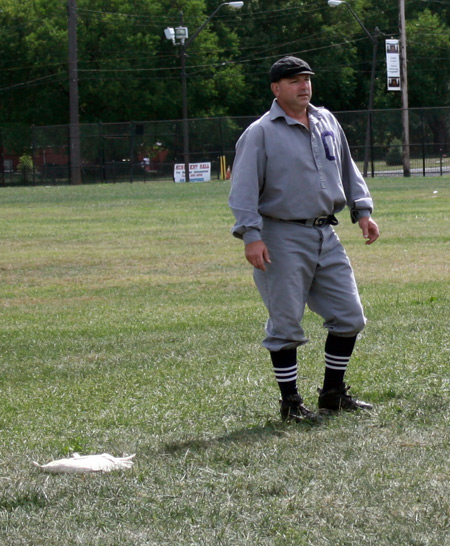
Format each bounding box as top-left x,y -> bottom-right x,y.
245,240 -> 271,271
358,217 -> 380,245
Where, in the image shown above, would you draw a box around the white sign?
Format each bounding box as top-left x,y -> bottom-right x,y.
386,39 -> 401,91
174,162 -> 211,183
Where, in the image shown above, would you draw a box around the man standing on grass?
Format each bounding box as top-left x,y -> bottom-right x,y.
229,56 -> 379,422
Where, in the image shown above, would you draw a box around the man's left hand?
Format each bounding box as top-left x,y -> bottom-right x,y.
358,217 -> 379,245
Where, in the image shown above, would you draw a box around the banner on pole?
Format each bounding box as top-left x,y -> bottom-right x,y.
174,162 -> 211,183
386,39 -> 401,91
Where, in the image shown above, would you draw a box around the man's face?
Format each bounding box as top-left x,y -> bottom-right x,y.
271,74 -> 312,113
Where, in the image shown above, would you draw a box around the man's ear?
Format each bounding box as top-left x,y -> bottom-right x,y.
271,82 -> 279,97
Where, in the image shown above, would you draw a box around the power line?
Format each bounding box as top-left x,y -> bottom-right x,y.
0,72 -> 65,92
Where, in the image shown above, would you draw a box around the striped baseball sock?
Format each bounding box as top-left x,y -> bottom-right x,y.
322,333 -> 357,392
270,349 -> 298,399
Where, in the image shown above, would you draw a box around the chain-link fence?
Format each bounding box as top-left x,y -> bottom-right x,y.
1,107 -> 449,185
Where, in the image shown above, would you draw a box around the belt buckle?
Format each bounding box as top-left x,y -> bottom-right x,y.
313,216 -> 328,226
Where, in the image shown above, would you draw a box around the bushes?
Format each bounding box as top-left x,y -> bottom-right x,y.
386,138 -> 403,165
17,154 -> 33,183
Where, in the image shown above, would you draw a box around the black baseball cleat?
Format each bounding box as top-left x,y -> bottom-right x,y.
318,383 -> 373,412
280,394 -> 320,423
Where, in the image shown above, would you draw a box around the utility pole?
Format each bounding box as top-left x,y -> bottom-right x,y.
68,0 -> 82,184
399,0 -> 410,177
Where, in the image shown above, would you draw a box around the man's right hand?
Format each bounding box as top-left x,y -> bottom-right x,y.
245,240 -> 271,271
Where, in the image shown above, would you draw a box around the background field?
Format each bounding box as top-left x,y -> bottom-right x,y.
0,177 -> 449,545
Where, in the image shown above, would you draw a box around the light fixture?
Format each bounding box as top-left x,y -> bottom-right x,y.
164,27 -> 175,43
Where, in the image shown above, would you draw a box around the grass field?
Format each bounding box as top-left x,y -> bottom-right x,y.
0,177 -> 449,545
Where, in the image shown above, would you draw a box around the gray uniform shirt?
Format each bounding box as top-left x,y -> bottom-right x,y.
229,100 -> 374,244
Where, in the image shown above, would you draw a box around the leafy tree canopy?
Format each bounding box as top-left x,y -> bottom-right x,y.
0,0 -> 449,127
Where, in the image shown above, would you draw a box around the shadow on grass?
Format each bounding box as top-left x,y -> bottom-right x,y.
160,415 -> 333,456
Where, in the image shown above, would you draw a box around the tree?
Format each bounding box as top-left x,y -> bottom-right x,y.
0,0 -> 449,130
0,0 -> 247,125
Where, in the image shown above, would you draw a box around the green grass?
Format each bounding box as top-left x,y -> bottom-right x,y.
0,177 -> 449,545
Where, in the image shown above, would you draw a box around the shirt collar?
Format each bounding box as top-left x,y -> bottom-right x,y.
269,99 -> 322,126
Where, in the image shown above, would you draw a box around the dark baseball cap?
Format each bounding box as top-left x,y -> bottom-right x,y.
269,56 -> 315,83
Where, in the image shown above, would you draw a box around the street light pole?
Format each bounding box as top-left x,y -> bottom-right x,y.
68,0 -> 81,185
165,2 -> 244,182
365,29 -> 379,177
178,12 -> 190,183
399,0 -> 410,177
328,0 -> 378,177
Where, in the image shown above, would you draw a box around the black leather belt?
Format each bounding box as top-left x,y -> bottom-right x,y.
283,215 -> 339,227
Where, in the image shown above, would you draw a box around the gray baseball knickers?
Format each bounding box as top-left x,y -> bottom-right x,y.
253,217 -> 366,351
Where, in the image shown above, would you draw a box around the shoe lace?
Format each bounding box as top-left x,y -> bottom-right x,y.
342,384 -> 352,398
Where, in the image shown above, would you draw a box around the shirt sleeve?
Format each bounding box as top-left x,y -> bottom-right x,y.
337,121 -> 374,223
228,123 -> 266,243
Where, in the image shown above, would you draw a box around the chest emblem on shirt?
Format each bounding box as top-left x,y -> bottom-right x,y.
321,130 -> 336,161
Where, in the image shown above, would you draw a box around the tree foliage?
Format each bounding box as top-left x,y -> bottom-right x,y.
0,0 -> 449,128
